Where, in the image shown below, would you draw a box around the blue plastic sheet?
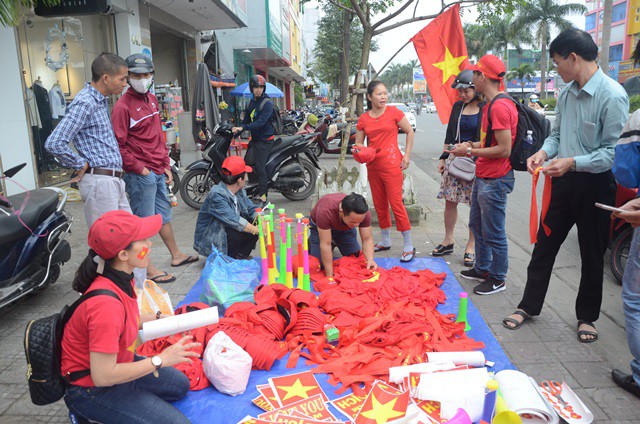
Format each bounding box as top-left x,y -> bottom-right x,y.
173,257 -> 516,423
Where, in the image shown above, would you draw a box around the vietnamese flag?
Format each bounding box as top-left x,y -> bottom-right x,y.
354,381 -> 410,424
411,3 -> 470,124
268,371 -> 329,407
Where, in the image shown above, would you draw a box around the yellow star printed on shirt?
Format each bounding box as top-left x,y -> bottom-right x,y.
432,47 -> 467,84
480,127 -> 487,148
359,393 -> 405,424
279,378 -> 317,401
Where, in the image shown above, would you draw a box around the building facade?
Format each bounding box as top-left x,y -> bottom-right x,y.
1,0 -> 246,194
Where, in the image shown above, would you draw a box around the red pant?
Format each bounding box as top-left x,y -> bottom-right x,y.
368,165 -> 411,232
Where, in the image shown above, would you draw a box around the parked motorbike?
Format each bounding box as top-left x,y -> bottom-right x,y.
180,124 -> 321,209
609,184 -> 637,284
300,115 -> 357,157
0,163 -> 72,309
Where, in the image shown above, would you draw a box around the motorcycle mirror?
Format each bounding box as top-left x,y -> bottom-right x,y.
3,163 -> 26,178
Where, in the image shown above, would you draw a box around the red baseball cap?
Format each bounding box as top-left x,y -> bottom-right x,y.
88,210 -> 162,260
352,146 -> 379,164
222,156 -> 252,176
468,54 -> 506,84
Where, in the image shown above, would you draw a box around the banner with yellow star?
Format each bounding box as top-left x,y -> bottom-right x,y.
411,3 -> 470,124
268,371 -> 329,407
354,381 -> 410,424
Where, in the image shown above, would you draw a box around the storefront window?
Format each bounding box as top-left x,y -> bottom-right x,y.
17,13 -> 116,187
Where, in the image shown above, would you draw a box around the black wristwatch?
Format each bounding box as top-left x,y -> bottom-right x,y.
570,158 -> 577,172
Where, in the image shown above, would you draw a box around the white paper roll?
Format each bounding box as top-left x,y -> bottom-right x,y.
388,361 -> 456,383
140,306 -> 219,341
425,351 -> 486,367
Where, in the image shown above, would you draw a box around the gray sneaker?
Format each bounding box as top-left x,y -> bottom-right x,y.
473,277 -> 506,295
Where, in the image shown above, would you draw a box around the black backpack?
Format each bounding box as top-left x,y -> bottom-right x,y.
486,93 -> 551,171
24,289 -> 120,405
258,97 -> 284,135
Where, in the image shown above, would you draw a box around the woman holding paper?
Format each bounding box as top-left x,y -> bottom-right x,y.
61,210 -> 200,423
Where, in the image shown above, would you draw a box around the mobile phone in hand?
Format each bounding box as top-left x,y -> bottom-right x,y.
595,203 -> 626,213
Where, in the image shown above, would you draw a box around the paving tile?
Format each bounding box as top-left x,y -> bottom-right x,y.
516,362 -> 577,387
591,386 -> 640,421
563,362 -> 620,389
545,341 -> 604,363
501,341 -> 559,364
571,387 -> 609,422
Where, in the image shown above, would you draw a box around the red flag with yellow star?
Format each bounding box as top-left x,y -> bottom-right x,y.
354,381 -> 410,424
268,371 -> 329,407
411,3 -> 470,124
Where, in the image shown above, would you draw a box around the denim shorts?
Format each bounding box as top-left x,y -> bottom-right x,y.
123,172 -> 172,224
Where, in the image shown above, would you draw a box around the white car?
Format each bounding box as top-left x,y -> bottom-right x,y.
388,103 -> 416,131
426,102 -> 437,113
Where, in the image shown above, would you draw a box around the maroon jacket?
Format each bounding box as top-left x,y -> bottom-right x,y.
112,88 -> 169,174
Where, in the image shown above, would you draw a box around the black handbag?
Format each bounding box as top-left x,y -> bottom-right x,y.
24,289 -> 120,405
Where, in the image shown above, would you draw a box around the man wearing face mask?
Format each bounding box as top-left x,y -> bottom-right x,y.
112,54 -> 198,284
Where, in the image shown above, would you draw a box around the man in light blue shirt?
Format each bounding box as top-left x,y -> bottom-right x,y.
502,29 -> 629,343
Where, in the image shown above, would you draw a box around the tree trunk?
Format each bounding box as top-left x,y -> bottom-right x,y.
355,25 -> 373,115
339,12 -> 354,103
600,0 -> 613,76
540,24 -> 547,100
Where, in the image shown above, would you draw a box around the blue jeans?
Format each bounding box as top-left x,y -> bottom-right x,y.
123,172 -> 172,224
64,359 -> 190,424
468,171 -> 515,282
623,226 -> 640,386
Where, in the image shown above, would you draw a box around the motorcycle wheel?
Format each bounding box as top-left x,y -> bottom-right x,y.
171,170 -> 181,194
281,158 -> 318,201
180,169 -> 217,210
610,226 -> 633,285
310,143 -> 323,158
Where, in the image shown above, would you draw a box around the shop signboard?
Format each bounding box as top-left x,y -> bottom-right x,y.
281,0 -> 291,62
220,0 -> 248,26
267,0 -> 283,58
506,76 -> 554,92
35,0 -> 111,16
607,61 -> 620,81
413,67 -> 426,94
618,59 -> 640,83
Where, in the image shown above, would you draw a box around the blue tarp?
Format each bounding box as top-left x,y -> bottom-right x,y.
173,257 -> 516,423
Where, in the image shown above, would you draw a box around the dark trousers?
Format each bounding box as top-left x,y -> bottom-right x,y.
246,140 -> 273,197
518,171 -> 616,323
225,227 -> 259,259
308,222 -> 361,263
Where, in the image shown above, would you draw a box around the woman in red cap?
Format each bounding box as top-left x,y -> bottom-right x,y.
355,80 -> 416,262
61,210 -> 199,423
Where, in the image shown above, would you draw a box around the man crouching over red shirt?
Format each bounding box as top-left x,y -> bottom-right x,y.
448,55 -> 517,296
309,193 -> 377,277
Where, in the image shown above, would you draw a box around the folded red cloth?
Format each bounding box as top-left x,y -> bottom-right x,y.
175,358 -> 209,391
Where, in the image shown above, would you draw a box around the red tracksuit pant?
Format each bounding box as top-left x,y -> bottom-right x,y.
368,165 -> 411,232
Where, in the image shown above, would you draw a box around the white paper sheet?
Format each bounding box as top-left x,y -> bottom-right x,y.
388,361 -> 456,383
425,351 -> 486,367
140,306 -> 219,341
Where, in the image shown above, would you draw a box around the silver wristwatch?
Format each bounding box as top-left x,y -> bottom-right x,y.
151,355 -> 162,370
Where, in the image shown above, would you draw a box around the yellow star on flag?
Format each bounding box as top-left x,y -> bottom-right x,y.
432,47 -> 467,84
279,379 -> 317,401
359,393 -> 405,424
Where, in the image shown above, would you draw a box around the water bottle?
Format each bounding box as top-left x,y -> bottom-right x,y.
522,130 -> 535,164
167,182 -> 178,207
525,130 -> 534,146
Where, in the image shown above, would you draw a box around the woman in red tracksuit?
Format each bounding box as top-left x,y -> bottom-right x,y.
355,80 -> 416,262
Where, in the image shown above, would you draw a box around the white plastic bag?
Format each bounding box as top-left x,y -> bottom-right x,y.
135,279 -> 174,316
203,331 -> 252,396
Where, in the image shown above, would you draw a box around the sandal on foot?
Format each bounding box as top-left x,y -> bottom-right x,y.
149,271 -> 176,284
502,310 -> 531,330
577,320 -> 598,343
374,244 -> 391,252
463,253 -> 475,267
400,248 -> 416,263
432,244 -> 454,256
171,255 -> 199,267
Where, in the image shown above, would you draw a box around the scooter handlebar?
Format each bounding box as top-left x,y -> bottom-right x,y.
0,198 -> 11,208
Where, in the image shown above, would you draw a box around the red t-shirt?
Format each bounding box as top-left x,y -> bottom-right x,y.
311,193 -> 371,231
356,106 -> 405,168
476,98 -> 518,179
61,276 -> 140,387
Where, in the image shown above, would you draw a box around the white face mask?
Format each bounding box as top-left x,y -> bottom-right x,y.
129,77 -> 153,94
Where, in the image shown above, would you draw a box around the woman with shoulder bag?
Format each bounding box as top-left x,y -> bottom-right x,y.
61,210 -> 200,423
434,70 -> 485,267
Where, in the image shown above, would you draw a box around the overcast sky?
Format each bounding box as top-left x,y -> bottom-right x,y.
305,1 -> 587,71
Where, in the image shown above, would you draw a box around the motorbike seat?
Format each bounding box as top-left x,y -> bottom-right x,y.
0,189 -> 59,248
273,135 -> 300,151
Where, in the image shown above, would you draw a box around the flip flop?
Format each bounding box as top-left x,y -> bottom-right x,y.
400,248 -> 416,263
374,244 -> 391,252
149,271 -> 176,284
577,320 -> 598,343
463,253 -> 475,267
502,310 -> 531,330
432,244 -> 454,256
171,255 -> 199,267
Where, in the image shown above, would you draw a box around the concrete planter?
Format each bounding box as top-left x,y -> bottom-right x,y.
315,164 -> 424,225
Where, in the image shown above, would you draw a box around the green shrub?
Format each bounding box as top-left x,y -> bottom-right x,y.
630,95 -> 640,113
541,98 -> 556,109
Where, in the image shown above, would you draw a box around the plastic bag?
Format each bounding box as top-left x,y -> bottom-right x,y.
199,247 -> 261,314
202,331 -> 252,396
135,279 -> 174,316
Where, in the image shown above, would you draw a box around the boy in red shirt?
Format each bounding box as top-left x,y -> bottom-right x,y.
448,55 -> 517,295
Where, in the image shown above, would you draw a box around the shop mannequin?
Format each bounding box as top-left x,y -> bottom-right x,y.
49,81 -> 66,121
31,76 -> 54,170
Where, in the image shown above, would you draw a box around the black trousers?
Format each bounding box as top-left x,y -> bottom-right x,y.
225,228 -> 258,259
246,140 -> 273,197
518,171 -> 616,323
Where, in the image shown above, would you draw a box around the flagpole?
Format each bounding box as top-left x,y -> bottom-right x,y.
372,39 -> 412,80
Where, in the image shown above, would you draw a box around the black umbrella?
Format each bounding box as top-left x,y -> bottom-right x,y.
192,62 -> 220,145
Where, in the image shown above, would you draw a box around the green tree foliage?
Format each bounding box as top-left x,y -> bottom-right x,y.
312,8 -> 377,90
507,63 -> 536,98
514,0 -> 587,98
1,0 -> 60,27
